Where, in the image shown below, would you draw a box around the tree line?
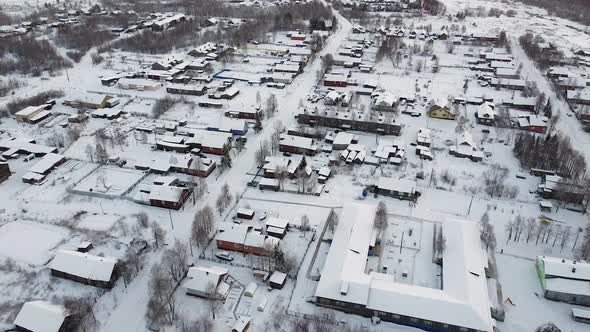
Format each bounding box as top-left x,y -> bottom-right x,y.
0,36 -> 72,76
516,0 -> 590,25
513,132 -> 587,179
518,32 -> 564,70
108,1 -> 333,54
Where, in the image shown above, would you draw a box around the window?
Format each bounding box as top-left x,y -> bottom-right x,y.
410,318 -> 419,323
423,320 -> 433,326
459,328 -> 468,332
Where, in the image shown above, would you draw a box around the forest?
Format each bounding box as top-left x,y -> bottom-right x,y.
516,0 -> 590,25
513,132 -> 587,179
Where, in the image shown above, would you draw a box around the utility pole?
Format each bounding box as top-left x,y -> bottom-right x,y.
467,195 -> 474,216
400,231 -> 404,254
169,209 -> 174,229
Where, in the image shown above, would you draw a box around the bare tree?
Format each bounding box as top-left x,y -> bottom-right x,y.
505,220 -> 515,244
62,296 -> 96,332
255,140 -> 270,167
207,282 -> 222,319
135,212 -> 149,228
85,144 -> 95,163
575,222 -> 590,260
275,165 -> 288,191
146,264 -> 176,326
483,164 -> 509,198
373,201 -> 388,238
525,217 -> 537,243
192,205 -> 215,248
301,214 -> 310,238
535,322 -> 561,332
326,210 -> 339,234
561,226 -> 572,252
480,213 -> 497,251
151,221 -> 166,248
161,240 -> 188,282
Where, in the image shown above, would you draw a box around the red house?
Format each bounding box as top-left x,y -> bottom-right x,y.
323,74 -> 347,87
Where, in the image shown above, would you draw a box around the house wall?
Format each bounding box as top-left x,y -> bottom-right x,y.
377,188 -> 416,201
51,269 -> 114,289
0,164 -> 11,184
217,239 -> 244,252
476,116 -> 495,126
316,297 -> 484,332
200,146 -> 225,155
259,183 -> 280,191
150,189 -> 190,210
297,113 -> 402,136
544,290 -> 590,307
279,144 -> 315,155
429,108 -> 455,120
324,80 -> 347,87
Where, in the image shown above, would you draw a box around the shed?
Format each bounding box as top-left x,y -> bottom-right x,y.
257,298 -> 268,312
244,282 -> 258,297
237,208 -> 255,220
269,271 -> 287,289
14,301 -> 70,332
77,241 -> 93,253
232,316 -> 251,332
50,250 -> 118,288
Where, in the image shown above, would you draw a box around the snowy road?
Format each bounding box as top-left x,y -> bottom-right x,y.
97,8 -> 352,332
511,39 -> 590,166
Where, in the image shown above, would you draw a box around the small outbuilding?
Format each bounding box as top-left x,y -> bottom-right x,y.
13,301 -> 71,332
269,271 -> 287,289
244,282 -> 258,297
237,208 -> 255,220
232,316 -> 251,332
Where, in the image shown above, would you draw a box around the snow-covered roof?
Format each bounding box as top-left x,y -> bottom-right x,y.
14,301 -> 68,332
538,256 -> 590,281
432,97 -> 450,109
477,102 -> 496,119
118,78 -> 161,89
266,217 -> 289,230
567,88 -> 590,102
185,130 -> 231,149
29,153 -> 64,175
182,266 -> 227,295
270,271 -> 287,284
263,156 -> 290,172
216,222 -> 248,244
315,204 -> 493,331
333,132 -> 354,146
280,134 -> 313,150
237,208 -> 255,217
15,105 -> 47,117
372,91 -> 398,107
318,166 -> 331,177
232,316 -> 251,332
148,185 -> 186,203
457,131 -> 476,147
377,177 -> 416,194
0,138 -> 56,155
167,83 -> 206,92
50,250 -> 117,282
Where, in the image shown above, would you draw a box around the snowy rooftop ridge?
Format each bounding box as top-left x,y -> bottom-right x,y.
50,250 -> 117,283
14,300 -> 68,332
315,203 -> 494,331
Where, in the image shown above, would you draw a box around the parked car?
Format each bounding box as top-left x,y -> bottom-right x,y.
215,252 -> 234,261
